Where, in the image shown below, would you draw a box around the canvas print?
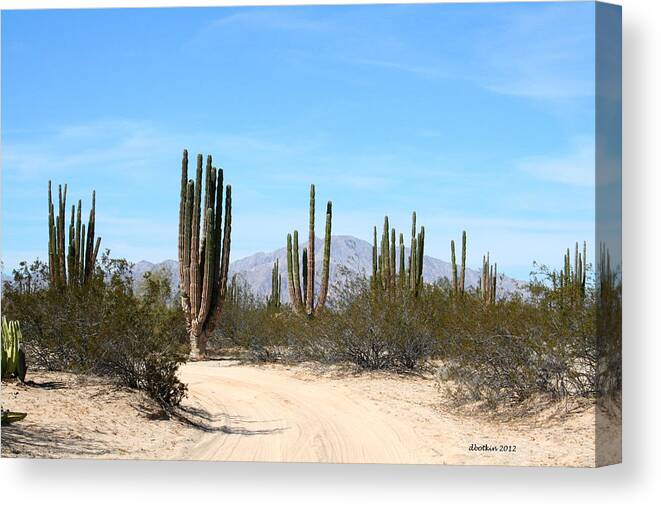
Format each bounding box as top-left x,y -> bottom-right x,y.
1,1 -> 621,467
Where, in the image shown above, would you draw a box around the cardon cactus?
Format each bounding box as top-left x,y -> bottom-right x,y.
1,317 -> 27,382
48,182 -> 101,287
557,241 -> 588,306
286,184 -> 332,317
450,230 -> 467,296
371,212 -> 424,296
267,259 -> 282,310
478,252 -> 497,304
178,150 -> 232,358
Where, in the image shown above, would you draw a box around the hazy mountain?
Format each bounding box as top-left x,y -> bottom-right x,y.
133,235 -> 524,302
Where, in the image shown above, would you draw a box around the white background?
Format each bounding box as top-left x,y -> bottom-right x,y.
0,0 -> 658,505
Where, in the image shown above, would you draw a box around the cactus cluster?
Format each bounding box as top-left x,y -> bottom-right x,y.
450,231 -> 467,296
227,274 -> 240,306
48,182 -> 101,287
2,317 -> 27,382
372,212 -> 425,296
554,241 -> 587,302
178,150 -> 232,358
478,252 -> 497,304
286,184 -> 332,317
267,259 -> 282,310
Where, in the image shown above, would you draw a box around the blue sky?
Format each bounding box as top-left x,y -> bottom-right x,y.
2,2 -> 597,280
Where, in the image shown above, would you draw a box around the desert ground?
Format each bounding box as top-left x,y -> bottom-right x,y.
2,360 -> 615,466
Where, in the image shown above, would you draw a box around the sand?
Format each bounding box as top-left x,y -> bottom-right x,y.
1,371 -> 199,460
2,361 -> 615,466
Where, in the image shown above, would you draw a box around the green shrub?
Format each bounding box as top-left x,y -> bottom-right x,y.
3,253 -> 188,410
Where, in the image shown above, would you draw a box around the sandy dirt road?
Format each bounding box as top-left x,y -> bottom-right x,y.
176,361 -> 604,466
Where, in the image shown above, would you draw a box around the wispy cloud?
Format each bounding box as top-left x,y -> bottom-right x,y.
517,137 -> 595,187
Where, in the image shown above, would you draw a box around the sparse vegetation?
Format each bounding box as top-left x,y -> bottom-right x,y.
3,170 -> 620,417
202,233 -> 620,409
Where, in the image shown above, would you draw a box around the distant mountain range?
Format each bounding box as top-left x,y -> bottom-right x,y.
132,235 -> 524,302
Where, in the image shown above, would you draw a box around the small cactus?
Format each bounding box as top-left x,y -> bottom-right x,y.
1,317 -> 27,382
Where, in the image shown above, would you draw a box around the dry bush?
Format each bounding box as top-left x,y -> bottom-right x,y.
435,282 -> 599,407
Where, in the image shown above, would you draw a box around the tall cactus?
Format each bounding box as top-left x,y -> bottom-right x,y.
371,212 -> 424,296
178,150 -> 232,358
478,252 -> 497,304
48,182 -> 101,287
286,184 -> 332,317
267,259 -> 282,310
450,230 -> 467,296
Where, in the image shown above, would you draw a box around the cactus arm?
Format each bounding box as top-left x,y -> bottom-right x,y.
197,207 -> 215,324
178,150 -> 189,290
302,247 -> 309,310
199,156 -> 213,268
317,201 -> 332,310
390,228 -> 396,288
286,234 -> 298,309
306,185 -> 315,316
581,241 -> 588,296
47,182 -> 56,285
189,156 -> 203,318
416,226 -> 425,292
460,230 -> 466,294
292,230 -> 303,310
212,169 -> 224,302
399,232 -> 405,288
372,226 -> 378,285
67,204 -> 75,285
382,216 -> 390,288
207,184 -> 232,334
58,185 -> 67,284
451,239 -> 457,294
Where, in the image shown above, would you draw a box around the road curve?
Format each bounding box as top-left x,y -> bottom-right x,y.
176,361 -> 424,464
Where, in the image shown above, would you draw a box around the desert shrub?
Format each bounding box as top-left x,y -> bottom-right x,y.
2,254 -> 188,409
211,277 -> 262,349
436,280 -> 598,406
318,277 -> 438,370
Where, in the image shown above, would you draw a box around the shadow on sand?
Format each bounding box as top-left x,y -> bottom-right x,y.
173,404 -> 288,436
1,423 -> 108,458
